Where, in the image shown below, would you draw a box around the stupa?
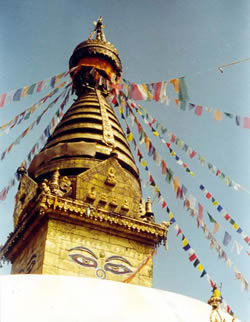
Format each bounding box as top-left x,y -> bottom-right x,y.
0,17 -> 239,322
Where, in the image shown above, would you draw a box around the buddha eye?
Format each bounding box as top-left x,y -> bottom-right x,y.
69,254 -> 98,268
104,263 -> 132,275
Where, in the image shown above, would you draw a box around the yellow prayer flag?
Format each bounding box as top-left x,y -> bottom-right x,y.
127,132 -> 133,141
56,81 -> 66,89
141,159 -> 147,167
154,186 -> 159,193
170,78 -> 180,93
182,238 -> 188,247
171,151 -> 176,156
197,264 -> 203,272
212,201 -> 219,207
119,106 -> 124,114
172,176 -> 180,192
169,212 -> 173,220
137,110 -> 142,115
213,222 -> 220,234
214,110 -> 222,121
21,86 -> 29,98
233,223 -> 239,230
153,131 -> 159,136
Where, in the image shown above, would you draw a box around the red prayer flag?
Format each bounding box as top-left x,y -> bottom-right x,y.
171,134 -> 176,143
195,105 -> 203,116
131,84 -> 143,100
176,228 -> 182,236
161,201 -> 167,208
190,150 -> 197,158
189,253 -> 197,262
206,192 -> 212,199
153,82 -> 162,102
36,81 -> 43,92
197,203 -> 203,228
224,214 -> 230,220
243,117 -> 250,129
0,93 -> 6,107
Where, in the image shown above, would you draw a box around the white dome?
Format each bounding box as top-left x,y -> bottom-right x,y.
0,275 -> 239,322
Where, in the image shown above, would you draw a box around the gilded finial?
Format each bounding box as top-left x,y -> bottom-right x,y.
208,284 -> 225,322
208,283 -> 222,309
89,16 -> 106,41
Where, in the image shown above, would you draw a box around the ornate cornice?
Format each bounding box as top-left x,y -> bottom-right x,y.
1,192 -> 169,262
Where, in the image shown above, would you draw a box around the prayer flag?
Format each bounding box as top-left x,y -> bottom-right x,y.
223,231 -> 232,246
153,82 -> 162,102
200,270 -> 207,278
36,81 -> 43,92
13,88 -> 22,101
50,76 -> 56,88
197,264 -> 203,272
235,115 -> 241,126
193,258 -> 200,267
0,93 -> 6,107
207,213 -> 216,223
189,103 -> 195,110
127,132 -> 133,142
243,117 -> 250,129
189,253 -> 197,262
213,222 -> 220,234
197,203 -> 203,228
190,150 -> 196,158
28,84 -> 36,95
231,240 -> 243,255
214,110 -> 222,121
161,201 -> 166,208
176,228 -> 182,236
21,86 -> 29,97
195,105 -> 202,116
170,78 -> 180,93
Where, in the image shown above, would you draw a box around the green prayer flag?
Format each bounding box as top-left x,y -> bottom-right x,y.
207,212 -> 216,223
165,168 -> 173,183
224,112 -> 234,119
28,84 -> 36,95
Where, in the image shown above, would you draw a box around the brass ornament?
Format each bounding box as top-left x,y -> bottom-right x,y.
40,168 -> 72,197
96,89 -> 115,147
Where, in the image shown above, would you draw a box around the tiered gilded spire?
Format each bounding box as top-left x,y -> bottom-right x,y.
29,17 -> 138,182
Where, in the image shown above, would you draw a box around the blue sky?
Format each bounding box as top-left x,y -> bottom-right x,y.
0,0 -> 249,320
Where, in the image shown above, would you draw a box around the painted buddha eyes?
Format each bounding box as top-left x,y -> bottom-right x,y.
69,254 -> 98,268
104,255 -> 133,275
68,247 -> 98,268
68,247 -> 133,276
104,263 -> 132,275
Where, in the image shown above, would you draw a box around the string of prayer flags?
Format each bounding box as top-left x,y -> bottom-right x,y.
124,98 -> 195,179
185,202 -> 249,291
122,111 -> 248,297
0,84 -> 72,162
174,224 -> 235,315
125,99 -> 250,196
0,86 -> 71,202
0,80 -> 71,134
116,77 -> 188,107
0,69 -> 71,108
188,102 -> 250,130
0,66 -> 79,109
200,184 -> 250,246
